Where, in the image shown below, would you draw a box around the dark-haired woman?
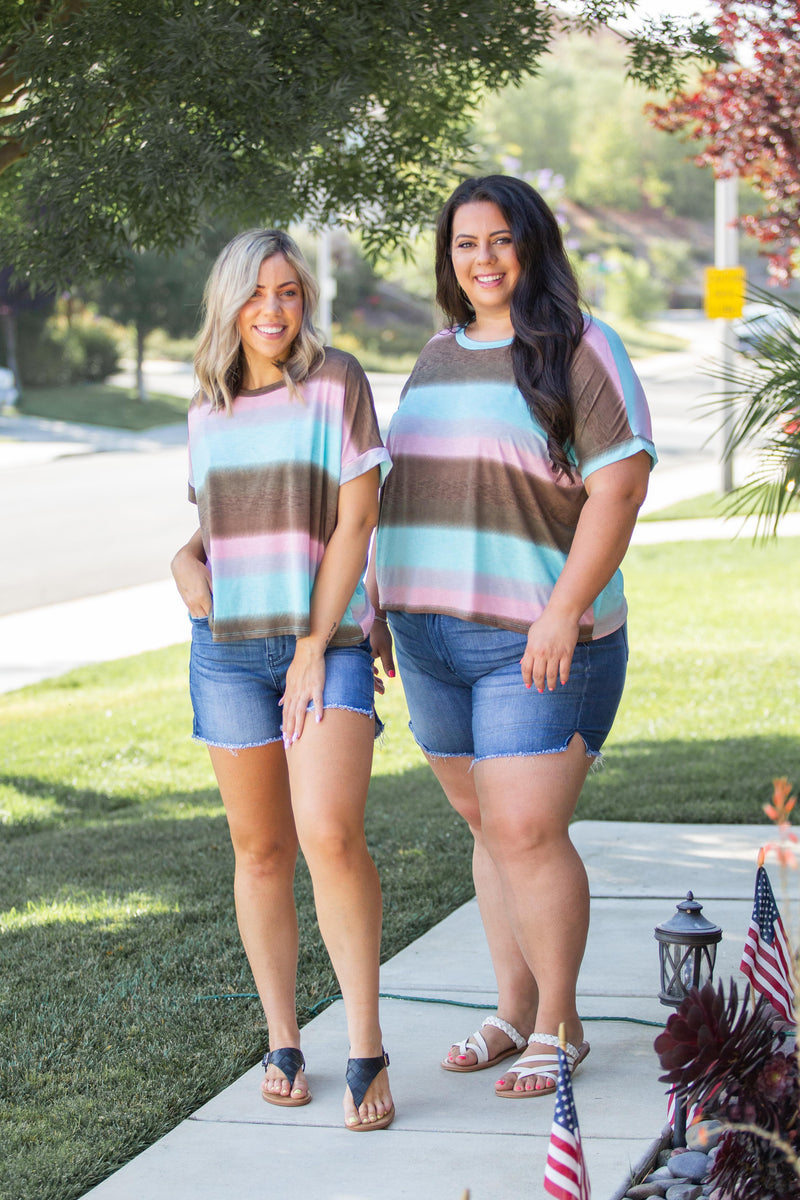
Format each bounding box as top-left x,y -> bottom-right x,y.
370,176 -> 656,1098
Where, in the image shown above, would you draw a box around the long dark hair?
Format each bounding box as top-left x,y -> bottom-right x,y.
435,175 -> 584,479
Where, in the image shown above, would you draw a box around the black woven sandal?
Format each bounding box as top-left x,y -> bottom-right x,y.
345,1048 -> 394,1131
261,1046 -> 311,1107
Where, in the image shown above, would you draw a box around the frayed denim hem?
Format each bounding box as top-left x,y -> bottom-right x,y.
191,733 -> 283,754
473,736 -> 604,767
314,702 -> 375,720
408,730 -> 605,769
407,722 -> 472,761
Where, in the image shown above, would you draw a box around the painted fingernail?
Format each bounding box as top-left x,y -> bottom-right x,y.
291,732 -> 299,744
388,670 -> 395,678
315,712 -> 322,723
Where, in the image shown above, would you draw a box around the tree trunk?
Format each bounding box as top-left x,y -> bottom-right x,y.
0,307 -> 21,396
135,322 -> 147,402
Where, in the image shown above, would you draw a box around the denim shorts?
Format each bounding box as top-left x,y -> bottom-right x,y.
388,611 -> 628,764
189,618 -> 380,749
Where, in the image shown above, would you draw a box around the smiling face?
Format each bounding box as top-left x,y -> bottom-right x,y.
237,253 -> 305,387
449,199 -> 521,333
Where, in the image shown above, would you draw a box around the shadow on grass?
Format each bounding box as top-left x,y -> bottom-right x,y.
578,733 -> 800,823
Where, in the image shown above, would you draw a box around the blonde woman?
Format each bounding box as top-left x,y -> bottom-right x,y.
171,229 -> 394,1131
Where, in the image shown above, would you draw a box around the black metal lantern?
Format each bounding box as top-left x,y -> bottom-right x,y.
655,892 -> 723,1007
654,893 -> 722,1149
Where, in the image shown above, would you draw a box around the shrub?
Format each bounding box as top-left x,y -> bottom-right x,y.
73,318 -> 121,381
15,314 -> 121,386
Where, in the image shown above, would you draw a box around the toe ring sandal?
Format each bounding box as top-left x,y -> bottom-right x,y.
261,1046 -> 311,1107
441,1015 -> 526,1073
496,1032 -> 590,1099
345,1048 -> 394,1131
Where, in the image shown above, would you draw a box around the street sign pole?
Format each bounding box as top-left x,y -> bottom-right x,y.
711,170 -> 741,494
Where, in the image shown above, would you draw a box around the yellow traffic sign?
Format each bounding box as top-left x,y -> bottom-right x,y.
704,266 -> 746,319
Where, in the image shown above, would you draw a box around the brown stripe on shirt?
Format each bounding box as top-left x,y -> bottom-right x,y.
379,455 -> 584,553
200,462 -> 335,542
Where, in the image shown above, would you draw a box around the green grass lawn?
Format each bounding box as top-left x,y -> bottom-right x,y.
1,537 -> 798,1199
643,490 -> 800,523
18,383 -> 190,431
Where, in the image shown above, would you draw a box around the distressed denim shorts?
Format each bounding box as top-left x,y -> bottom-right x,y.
189,618 -> 380,749
387,611 -> 628,764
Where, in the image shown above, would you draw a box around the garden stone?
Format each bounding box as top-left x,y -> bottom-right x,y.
667,1151 -> 710,1182
687,1120 -> 724,1152
665,1186 -> 703,1200
648,1166 -> 676,1181
627,1184 -> 668,1198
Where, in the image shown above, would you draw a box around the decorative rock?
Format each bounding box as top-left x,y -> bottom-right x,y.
626,1184 -> 668,1199
687,1120 -> 724,1153
667,1151 -> 711,1183
665,1186 -> 703,1200
648,1167 -> 676,1181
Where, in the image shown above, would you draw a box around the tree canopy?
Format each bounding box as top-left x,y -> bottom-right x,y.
0,0 -> 720,288
647,0 -> 800,282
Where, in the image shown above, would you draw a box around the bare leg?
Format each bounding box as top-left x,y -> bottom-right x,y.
474,735 -> 592,1094
208,742 -> 309,1102
426,755 -> 538,1066
287,709 -> 393,1127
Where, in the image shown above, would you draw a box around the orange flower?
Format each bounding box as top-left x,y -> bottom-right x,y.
764,777 -> 797,826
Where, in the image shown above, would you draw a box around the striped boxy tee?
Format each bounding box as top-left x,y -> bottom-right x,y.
188,348 -> 391,643
376,318 -> 656,641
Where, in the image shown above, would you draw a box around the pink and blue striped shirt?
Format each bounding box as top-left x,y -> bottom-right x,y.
376,318 -> 656,640
188,348 -> 390,643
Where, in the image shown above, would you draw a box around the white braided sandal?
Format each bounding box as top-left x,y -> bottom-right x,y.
495,1032 -> 590,1098
441,1015 -> 527,1073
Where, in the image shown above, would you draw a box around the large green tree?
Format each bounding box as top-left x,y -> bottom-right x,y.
0,0 -> 719,289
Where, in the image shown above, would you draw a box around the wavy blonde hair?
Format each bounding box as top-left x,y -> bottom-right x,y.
194,229 -> 325,412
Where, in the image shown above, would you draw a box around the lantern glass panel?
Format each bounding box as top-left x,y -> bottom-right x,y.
658,940 -> 717,1005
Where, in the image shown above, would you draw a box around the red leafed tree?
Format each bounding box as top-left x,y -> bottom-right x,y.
647,0 -> 800,283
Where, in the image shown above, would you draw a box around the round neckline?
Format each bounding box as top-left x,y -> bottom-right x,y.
455,326 -> 513,350
238,378 -> 286,397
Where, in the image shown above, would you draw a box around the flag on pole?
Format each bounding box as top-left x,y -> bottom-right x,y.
666,1085 -> 701,1128
740,865 -> 796,1026
544,1034 -> 591,1200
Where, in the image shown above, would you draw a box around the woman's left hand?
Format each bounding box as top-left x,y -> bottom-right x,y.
280,636 -> 326,747
520,609 -> 580,694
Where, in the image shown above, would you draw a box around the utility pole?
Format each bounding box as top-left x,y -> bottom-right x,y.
710,168 -> 743,494
316,229 -> 337,345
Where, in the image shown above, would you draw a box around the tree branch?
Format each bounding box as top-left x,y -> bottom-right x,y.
0,137 -> 26,173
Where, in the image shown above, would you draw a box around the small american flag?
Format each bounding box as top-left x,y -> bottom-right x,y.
740,865 -> 796,1026
544,1043 -> 591,1200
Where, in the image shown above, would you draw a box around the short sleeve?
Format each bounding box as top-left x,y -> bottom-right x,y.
570,318 -> 657,480
340,356 -> 392,485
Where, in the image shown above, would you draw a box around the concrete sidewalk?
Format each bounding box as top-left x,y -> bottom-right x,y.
78,820 -> 765,1200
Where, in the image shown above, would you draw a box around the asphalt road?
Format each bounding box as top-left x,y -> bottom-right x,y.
1,316 -> 728,617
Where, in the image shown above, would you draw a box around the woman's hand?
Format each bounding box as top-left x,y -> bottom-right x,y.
370,617 -> 395,696
171,538 -> 212,617
520,608 -> 580,693
280,636 -> 326,747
